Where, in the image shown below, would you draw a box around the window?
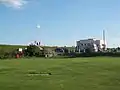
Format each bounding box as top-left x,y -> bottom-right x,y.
80,43 -> 83,46
102,44 -> 105,46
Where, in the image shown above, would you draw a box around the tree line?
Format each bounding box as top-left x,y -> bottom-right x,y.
0,45 -> 120,59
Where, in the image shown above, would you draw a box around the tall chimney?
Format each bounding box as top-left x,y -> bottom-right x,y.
103,30 -> 105,44
103,30 -> 106,50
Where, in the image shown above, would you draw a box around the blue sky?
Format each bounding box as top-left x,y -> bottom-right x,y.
0,0 -> 120,47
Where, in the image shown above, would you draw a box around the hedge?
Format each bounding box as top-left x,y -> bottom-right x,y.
67,52 -> 120,58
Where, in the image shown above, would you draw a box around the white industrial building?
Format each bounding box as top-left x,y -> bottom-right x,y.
28,41 -> 41,46
76,38 -> 106,53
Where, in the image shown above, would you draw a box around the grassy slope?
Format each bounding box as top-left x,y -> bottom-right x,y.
0,45 -> 75,52
0,45 -> 57,51
0,45 -> 26,52
0,57 -> 120,90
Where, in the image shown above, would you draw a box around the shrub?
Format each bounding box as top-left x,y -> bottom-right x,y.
67,52 -> 120,58
0,49 -> 16,59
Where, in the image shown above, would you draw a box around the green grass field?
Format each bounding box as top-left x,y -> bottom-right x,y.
0,57 -> 120,90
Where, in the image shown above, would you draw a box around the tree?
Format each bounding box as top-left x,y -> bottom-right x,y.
25,45 -> 44,57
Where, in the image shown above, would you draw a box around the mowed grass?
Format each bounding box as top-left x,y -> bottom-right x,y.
0,57 -> 120,90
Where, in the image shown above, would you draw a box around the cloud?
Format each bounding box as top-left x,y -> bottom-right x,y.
0,0 -> 27,9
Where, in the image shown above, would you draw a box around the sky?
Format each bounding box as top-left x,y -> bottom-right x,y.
0,0 -> 120,47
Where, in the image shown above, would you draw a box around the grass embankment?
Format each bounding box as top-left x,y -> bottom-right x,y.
0,45 -> 26,52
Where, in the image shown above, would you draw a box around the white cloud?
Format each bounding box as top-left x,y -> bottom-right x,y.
0,0 -> 27,8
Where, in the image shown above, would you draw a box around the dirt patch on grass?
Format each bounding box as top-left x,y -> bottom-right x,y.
27,70 -> 52,76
